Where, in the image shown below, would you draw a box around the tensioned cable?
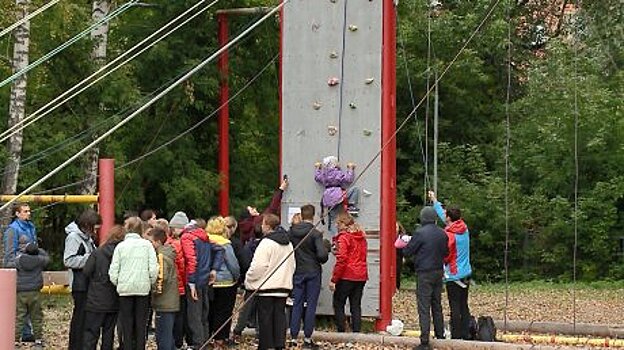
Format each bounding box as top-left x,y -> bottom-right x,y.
29,53 -> 279,197
336,0 -> 349,161
0,0 -> 221,143
0,1 -> 288,213
424,0 -> 432,199
503,0 -> 512,334
572,0 -> 580,334
0,0 -> 61,39
396,8 -> 429,191
203,0 -> 505,346
0,0 -> 139,88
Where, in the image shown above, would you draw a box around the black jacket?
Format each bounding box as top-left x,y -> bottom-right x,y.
289,222 -> 328,275
84,240 -> 120,313
403,207 -> 448,273
15,249 -> 50,292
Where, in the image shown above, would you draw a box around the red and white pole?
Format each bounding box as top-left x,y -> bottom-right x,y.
98,158 -> 115,244
0,269 -> 17,347
217,13 -> 230,217
377,0 -> 397,331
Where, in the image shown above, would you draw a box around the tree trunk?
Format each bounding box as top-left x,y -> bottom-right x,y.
1,0 -> 31,266
80,0 -> 110,195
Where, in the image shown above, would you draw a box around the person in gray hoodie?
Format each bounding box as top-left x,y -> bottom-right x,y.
63,209 -> 101,350
15,242 -> 49,349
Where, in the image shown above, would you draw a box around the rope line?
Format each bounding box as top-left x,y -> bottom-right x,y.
0,2 -> 288,213
503,0 -> 512,334
424,0 -> 432,200
0,0 -> 61,39
0,0 -> 138,89
336,0 -> 349,161
0,0 -> 221,144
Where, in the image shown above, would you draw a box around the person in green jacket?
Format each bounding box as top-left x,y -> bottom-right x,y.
150,227 -> 180,350
109,217 -> 158,350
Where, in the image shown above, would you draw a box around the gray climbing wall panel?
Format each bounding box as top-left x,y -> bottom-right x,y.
281,0 -> 382,317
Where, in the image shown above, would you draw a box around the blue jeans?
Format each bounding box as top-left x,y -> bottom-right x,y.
289,272 -> 322,338
156,311 -> 176,350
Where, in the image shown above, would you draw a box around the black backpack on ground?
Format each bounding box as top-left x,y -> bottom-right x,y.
476,316 -> 497,341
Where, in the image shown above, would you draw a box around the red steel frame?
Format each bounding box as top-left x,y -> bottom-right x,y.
217,13 -> 230,217
377,0 -> 397,331
97,158 -> 115,243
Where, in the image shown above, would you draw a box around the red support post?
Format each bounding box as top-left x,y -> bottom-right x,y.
98,158 -> 115,244
377,0 -> 397,331
217,13 -> 230,217
0,269 -> 16,347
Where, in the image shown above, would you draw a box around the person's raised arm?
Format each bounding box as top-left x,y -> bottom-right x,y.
429,190 -> 446,222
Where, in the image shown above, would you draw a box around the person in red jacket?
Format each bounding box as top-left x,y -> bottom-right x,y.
238,178 -> 288,245
329,212 -> 368,333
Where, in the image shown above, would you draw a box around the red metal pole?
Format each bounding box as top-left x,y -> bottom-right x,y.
98,158 -> 115,244
0,269 -> 16,347
377,0 -> 397,331
217,13 -> 230,217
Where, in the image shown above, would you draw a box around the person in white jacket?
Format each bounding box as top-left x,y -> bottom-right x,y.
109,216 -> 158,350
245,213 -> 296,350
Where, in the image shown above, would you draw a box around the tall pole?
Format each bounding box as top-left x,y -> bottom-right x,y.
98,158 -> 115,244
0,269 -> 17,347
217,13 -> 230,217
377,0 -> 397,331
433,72 -> 438,194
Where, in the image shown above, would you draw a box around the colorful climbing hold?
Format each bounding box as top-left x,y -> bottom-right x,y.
312,22 -> 321,32
365,77 -> 375,84
363,129 -> 372,136
328,125 -> 338,136
313,101 -> 322,110
329,52 -> 339,59
349,102 -> 357,109
327,77 -> 340,86
348,24 -> 358,32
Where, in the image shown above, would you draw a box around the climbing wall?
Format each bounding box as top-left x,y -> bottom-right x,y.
280,0 -> 383,317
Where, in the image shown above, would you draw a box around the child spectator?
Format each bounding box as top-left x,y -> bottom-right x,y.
329,212 -> 368,333
83,225 -> 126,350
245,214 -> 296,350
207,217 -> 240,348
181,217 -> 224,348
15,242 -> 49,349
109,217 -> 158,350
167,213 -> 190,349
314,156 -> 359,233
64,209 -> 101,350
150,227 -> 180,350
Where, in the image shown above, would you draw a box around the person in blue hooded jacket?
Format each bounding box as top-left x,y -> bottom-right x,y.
3,202 -> 37,342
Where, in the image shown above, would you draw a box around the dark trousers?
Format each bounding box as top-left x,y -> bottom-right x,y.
256,295 -> 287,350
83,311 -> 117,350
69,291 -> 87,350
155,312 -> 176,350
233,290 -> 257,334
290,272 -> 321,338
15,291 -> 42,340
332,280 -> 365,332
173,295 -> 189,348
119,295 -> 149,350
416,270 -> 445,345
447,281 -> 471,339
186,285 -> 210,346
209,286 -> 237,340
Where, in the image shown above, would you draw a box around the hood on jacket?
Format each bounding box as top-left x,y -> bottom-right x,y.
447,219 -> 468,235
266,226 -> 290,245
65,221 -> 90,240
420,207 -> 437,225
158,244 -> 176,260
186,227 -> 209,242
289,222 -> 315,239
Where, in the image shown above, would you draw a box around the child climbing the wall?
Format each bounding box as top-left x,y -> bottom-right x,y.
314,155 -> 360,234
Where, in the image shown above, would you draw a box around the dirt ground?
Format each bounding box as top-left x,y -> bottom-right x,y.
15,283 -> 624,349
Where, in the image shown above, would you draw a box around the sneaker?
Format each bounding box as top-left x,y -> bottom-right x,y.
286,339 -> 298,348
34,339 -> 45,349
347,205 -> 360,216
303,339 -> 320,349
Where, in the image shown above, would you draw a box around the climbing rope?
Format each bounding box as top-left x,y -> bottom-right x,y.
336,0 -> 349,161
0,2 -> 288,213
0,0 -> 61,39
503,0 -> 512,334
0,0 -> 221,143
0,0 -> 139,89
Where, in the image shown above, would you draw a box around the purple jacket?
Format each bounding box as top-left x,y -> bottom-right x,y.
315,167 -> 354,207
